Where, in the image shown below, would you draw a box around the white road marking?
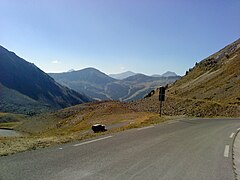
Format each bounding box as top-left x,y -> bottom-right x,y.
73,136 -> 112,147
238,128 -> 240,131
59,148 -> 63,150
224,145 -> 230,157
230,133 -> 235,138
137,126 -> 154,131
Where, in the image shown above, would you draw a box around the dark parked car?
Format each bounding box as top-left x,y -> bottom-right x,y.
92,124 -> 107,133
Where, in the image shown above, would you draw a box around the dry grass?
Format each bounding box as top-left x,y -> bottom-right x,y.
0,112 -> 176,156
0,133 -> 99,156
130,92 -> 240,118
1,40 -> 239,156
0,101 -> 175,156
129,40 -> 240,117
169,42 -> 240,105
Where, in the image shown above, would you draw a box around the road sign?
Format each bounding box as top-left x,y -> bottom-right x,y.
159,86 -> 166,116
159,86 -> 165,101
159,86 -> 165,95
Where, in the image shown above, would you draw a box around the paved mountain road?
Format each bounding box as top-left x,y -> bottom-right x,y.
0,118 -> 240,180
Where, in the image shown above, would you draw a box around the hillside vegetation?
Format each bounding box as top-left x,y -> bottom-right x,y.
15,101 -> 155,135
131,38 -> 240,117
1,39 -> 239,156
1,101 -> 171,156
170,38 -> 240,105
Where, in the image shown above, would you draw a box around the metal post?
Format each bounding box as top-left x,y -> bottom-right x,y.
159,100 -> 162,117
159,86 -> 165,117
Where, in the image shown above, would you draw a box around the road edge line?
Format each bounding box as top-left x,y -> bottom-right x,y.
73,136 -> 112,147
232,128 -> 240,180
137,125 -> 154,131
230,133 -> 235,139
224,145 -> 230,157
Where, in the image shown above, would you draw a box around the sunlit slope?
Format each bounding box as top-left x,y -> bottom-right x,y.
169,38 -> 240,105
131,39 -> 240,117
15,101 -> 160,135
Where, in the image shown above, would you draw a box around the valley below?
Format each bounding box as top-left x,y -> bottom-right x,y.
1,1 -> 239,179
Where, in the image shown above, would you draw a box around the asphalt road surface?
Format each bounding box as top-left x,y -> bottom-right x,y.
1,118 -> 240,180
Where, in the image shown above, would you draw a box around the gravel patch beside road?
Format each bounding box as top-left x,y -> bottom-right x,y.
0,129 -> 22,137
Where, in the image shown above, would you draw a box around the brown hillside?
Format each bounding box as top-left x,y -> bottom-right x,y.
130,39 -> 240,117
15,101 -> 158,135
169,38 -> 240,105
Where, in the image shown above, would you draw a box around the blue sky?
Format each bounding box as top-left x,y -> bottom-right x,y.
0,0 -> 239,75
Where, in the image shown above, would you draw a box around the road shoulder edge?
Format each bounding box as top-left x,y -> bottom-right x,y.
232,128 -> 240,180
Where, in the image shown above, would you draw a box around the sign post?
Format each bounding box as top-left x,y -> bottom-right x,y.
159,86 -> 165,117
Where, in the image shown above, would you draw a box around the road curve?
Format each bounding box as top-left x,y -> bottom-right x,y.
0,118 -> 240,180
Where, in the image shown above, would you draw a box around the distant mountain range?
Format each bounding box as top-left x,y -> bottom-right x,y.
0,45 -> 180,115
152,71 -> 178,77
49,68 -> 180,102
109,71 -> 137,79
0,45 -> 91,114
109,71 -> 178,79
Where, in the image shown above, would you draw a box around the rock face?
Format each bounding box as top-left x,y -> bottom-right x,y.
0,45 -> 91,114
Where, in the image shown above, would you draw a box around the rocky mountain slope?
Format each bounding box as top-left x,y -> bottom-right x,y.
169,38 -> 240,105
0,45 -> 91,114
130,38 -> 240,117
49,68 -> 180,102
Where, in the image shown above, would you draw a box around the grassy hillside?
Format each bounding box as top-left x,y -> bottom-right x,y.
15,101 -> 157,135
169,38 -> 240,105
1,101 -> 172,156
130,38 -> 240,117
1,39 -> 239,156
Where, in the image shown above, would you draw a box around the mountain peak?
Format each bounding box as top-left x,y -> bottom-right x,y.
161,71 -> 178,77
67,69 -> 75,72
109,71 -> 137,80
152,71 -> 178,77
0,45 -> 91,114
50,67 -> 115,85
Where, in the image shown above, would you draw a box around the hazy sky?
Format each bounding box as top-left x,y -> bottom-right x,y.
0,0 -> 239,75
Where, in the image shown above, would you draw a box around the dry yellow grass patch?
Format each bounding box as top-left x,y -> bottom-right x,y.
1,101 -> 175,156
